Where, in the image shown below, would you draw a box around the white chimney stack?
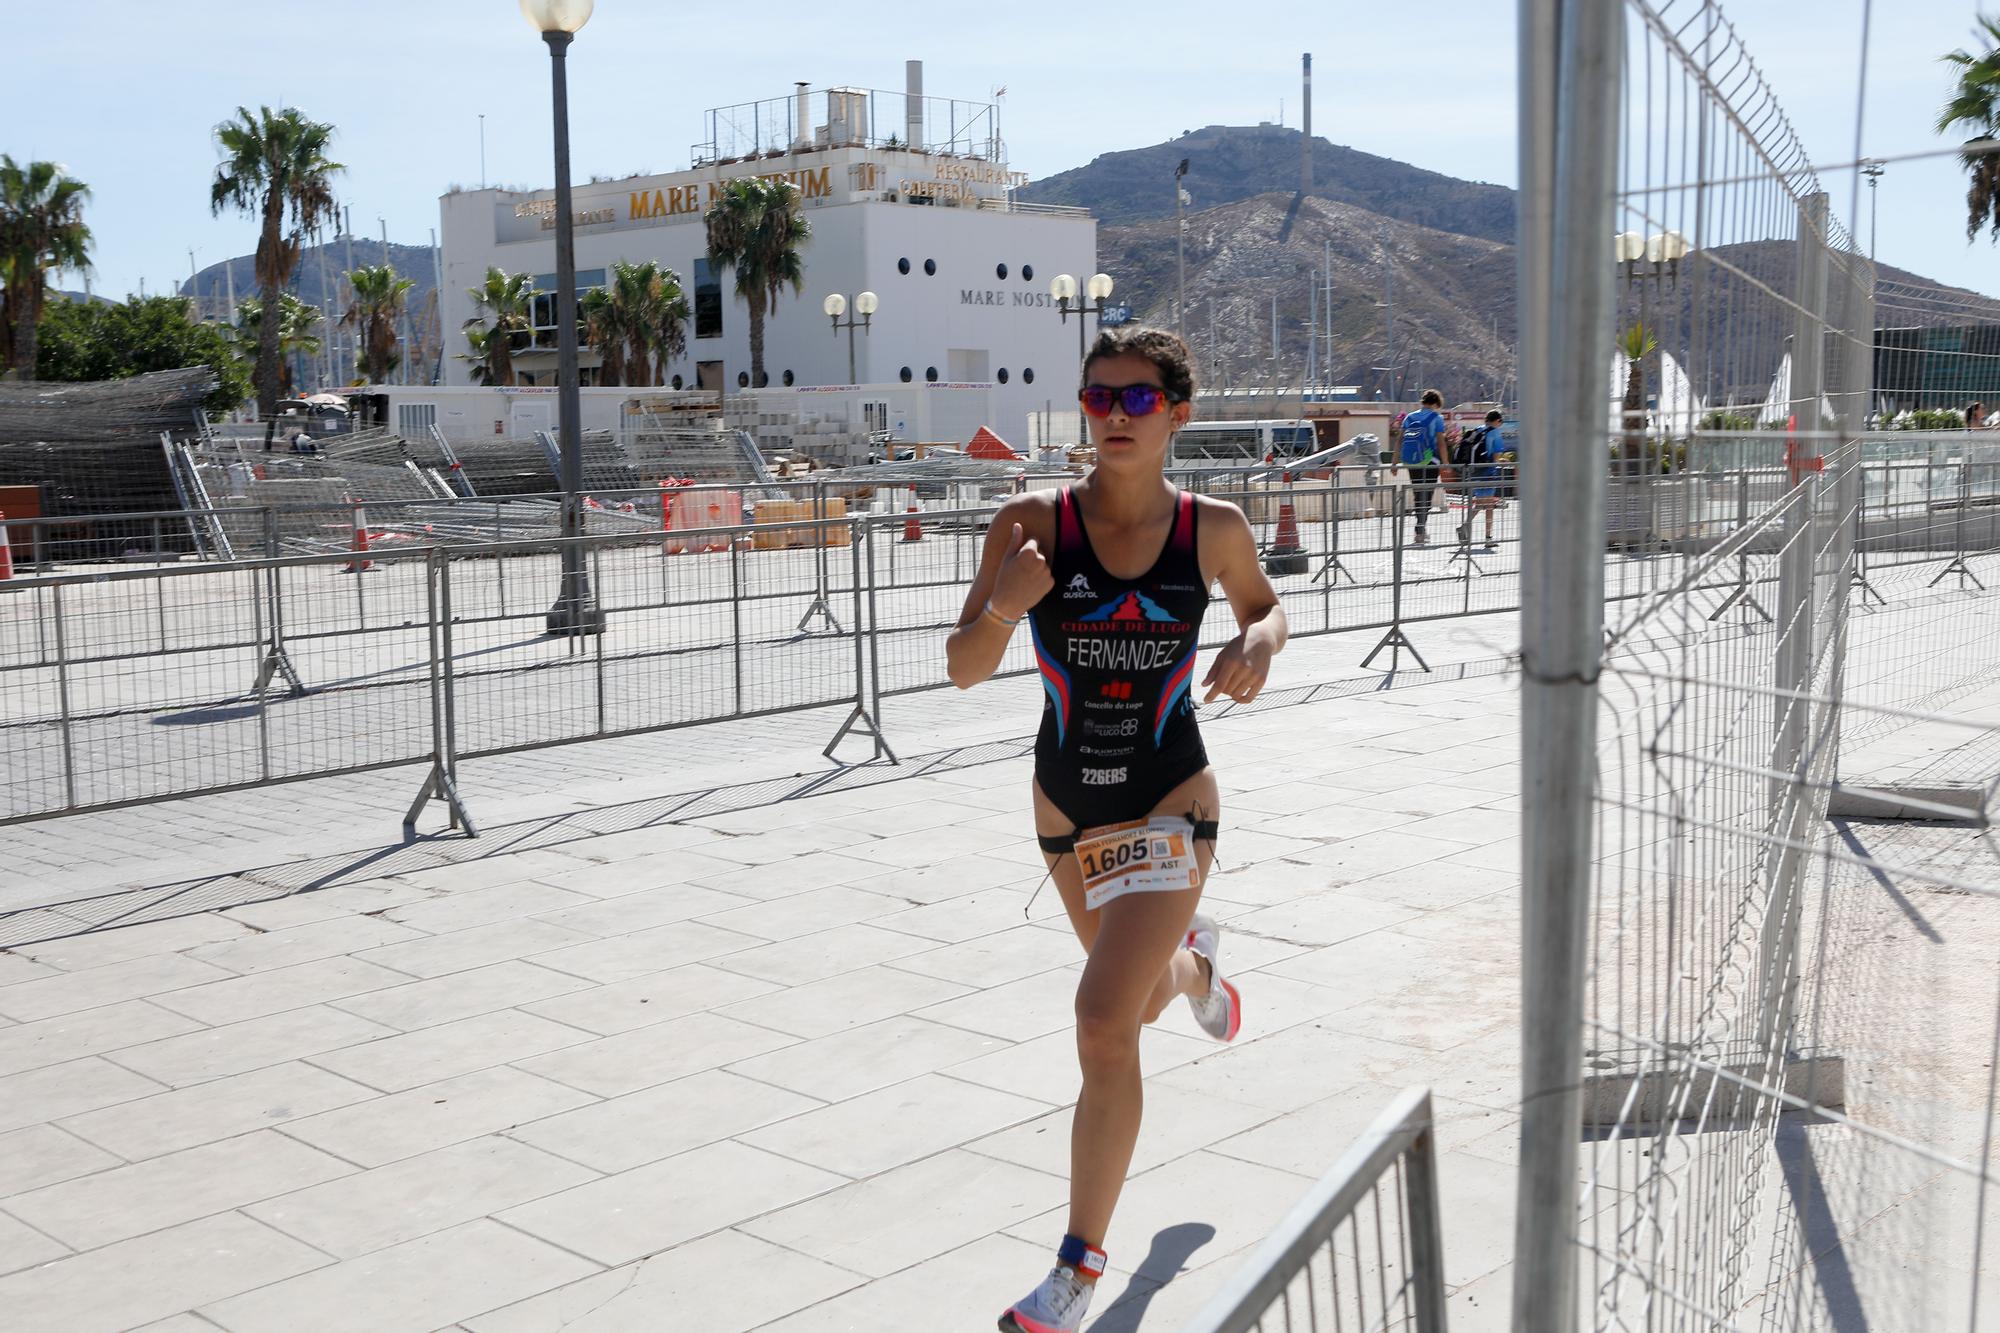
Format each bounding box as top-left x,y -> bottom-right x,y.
1301,53 -> 1313,193
795,81 -> 810,148
905,60 -> 924,149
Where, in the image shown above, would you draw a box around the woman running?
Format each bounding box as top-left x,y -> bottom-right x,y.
945,326 -> 1288,1332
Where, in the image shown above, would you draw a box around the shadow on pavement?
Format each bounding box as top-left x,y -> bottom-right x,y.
1091,1221 -> 1218,1330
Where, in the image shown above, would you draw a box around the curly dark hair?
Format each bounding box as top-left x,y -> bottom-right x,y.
1080,326 -> 1197,403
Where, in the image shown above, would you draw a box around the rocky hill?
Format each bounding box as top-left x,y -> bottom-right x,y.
1020,123 -> 1516,243
1066,126 -> 2000,404
181,236 -> 439,320
176,236 -> 443,385
1100,190 -> 1516,400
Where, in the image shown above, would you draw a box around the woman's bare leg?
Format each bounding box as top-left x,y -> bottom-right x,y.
1032,771 -> 1220,1249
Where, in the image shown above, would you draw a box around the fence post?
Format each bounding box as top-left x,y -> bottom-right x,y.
730,532 -> 745,714
866,514 -> 888,757
50,581 -> 78,812
154,526 -> 169,652
1404,1091 -> 1450,1333
438,553 -> 467,832
1362,487 -> 1428,672
796,479 -> 842,633
404,548 -> 476,838
1709,467 -> 1771,621
592,544 -> 608,735
822,514 -> 896,763
1928,459 -> 1985,589
1756,191 -> 1829,1058
351,500 -> 367,627
1513,1 -> 1620,1330
251,565 -> 270,783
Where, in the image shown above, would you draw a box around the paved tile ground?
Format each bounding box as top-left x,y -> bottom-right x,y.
1,602 -> 1994,1329
0,650 -> 1540,1332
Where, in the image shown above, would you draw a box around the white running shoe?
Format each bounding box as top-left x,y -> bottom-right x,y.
999,1265 -> 1094,1333
1184,912 -> 1242,1043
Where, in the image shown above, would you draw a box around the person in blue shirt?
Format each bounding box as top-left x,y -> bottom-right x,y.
1395,389 -> 1449,545
1464,409 -> 1513,545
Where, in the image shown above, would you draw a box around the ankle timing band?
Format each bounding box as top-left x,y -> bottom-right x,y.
1058,1234 -> 1107,1278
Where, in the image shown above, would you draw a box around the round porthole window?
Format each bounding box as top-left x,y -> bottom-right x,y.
997,368 -> 1010,384
996,263 -> 1009,280
1022,264 -> 1034,282
754,370 -> 769,388
898,257 -> 911,275
737,371 -> 750,388
924,258 -> 937,276
782,369 -> 795,386
1022,367 -> 1035,384
899,366 -> 913,382
925,366 -> 938,382
671,374 -> 683,390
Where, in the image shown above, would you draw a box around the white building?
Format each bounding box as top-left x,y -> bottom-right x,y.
437,68 -> 1099,455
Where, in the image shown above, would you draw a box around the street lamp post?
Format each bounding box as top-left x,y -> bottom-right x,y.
823,291 -> 879,386
1614,228 -> 1686,286
523,0 -> 603,637
1051,271 -> 1115,364
1860,160 -> 1883,261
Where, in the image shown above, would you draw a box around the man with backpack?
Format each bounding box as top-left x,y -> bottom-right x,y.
1454,410 -> 1510,546
1395,389 -> 1449,546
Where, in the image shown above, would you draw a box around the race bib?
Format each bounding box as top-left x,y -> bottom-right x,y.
1076,817 -> 1201,911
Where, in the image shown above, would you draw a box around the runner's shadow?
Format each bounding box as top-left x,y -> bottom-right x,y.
1089,1222 -> 1217,1331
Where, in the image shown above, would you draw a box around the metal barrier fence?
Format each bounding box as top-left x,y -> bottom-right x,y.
3,457 -> 1992,833
1518,1 -> 2000,1330
1183,1087 -> 1447,1333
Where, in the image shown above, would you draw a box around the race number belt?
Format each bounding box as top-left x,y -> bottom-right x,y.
1075,817 -> 1200,911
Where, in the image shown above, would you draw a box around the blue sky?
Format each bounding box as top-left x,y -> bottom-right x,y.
11,0 -> 1997,302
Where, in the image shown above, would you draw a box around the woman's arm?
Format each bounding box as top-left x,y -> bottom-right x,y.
945,494 -> 1055,690
1198,499 -> 1288,704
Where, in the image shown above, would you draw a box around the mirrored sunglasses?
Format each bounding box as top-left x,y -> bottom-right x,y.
1079,383 -> 1181,418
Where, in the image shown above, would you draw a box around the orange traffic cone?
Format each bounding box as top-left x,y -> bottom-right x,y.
345,503 -> 375,573
659,482 -> 683,555
0,510 -> 14,582
902,504 -> 923,543
1272,500 -> 1301,550
1262,499 -> 1306,576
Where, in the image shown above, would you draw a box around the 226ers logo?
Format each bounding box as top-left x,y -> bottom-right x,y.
1080,767 -> 1128,786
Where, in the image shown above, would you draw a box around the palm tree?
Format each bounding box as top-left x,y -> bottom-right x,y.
578,261 -> 690,388
703,178 -> 810,387
1939,16 -> 2000,242
463,267 -> 532,387
619,259 -> 692,387
210,106 -> 342,414
581,286 -> 630,387
0,157 -> 92,381
1618,323 -> 1658,465
461,327 -> 498,386
235,294 -> 323,398
639,263 -> 691,385
340,263 -> 415,384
